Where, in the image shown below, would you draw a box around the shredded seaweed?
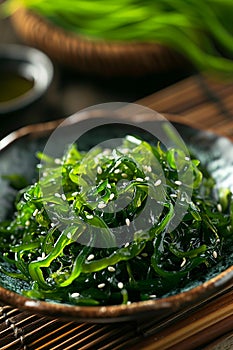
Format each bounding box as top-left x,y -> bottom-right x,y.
0,135 -> 233,306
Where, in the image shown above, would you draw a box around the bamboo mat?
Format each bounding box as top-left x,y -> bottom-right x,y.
1,74 -> 233,350
138,74 -> 233,140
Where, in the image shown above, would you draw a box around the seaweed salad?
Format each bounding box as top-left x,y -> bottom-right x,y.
0,134 -> 233,306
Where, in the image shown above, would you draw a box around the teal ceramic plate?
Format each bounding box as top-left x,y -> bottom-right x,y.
0,112 -> 233,322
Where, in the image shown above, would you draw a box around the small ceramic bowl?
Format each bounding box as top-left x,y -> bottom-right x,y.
0,44 -> 53,114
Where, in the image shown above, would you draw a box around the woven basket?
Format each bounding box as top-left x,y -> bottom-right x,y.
11,8 -> 188,77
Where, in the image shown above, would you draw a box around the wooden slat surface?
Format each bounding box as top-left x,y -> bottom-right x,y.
138,74 -> 233,139
1,73 -> 233,350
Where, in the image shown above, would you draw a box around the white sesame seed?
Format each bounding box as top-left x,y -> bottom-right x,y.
71,292 -> 80,298
61,194 -> 66,201
170,194 -> 177,198
98,202 -> 106,209
55,192 -> 61,198
33,209 -> 39,217
87,254 -> 95,261
108,266 -> 116,272
118,282 -> 124,289
126,135 -> 141,145
72,192 -> 79,196
144,165 -> 152,172
149,294 -> 157,298
67,232 -> 72,239
185,156 -> 190,161
98,283 -> 105,289
114,169 -> 121,174
121,173 -> 128,178
37,256 -> 44,261
145,176 -> 150,181
217,203 -> 222,212
54,158 -> 62,164
154,179 -> 162,186
213,251 -> 218,259
107,183 -> 111,189
136,177 -> 144,182
125,218 -> 130,226
86,214 -> 94,220
109,193 -> 115,200
124,242 -> 130,247
180,257 -> 186,267
175,180 -> 182,186
97,166 -> 102,175
103,149 -> 111,156
25,220 -> 30,226
115,160 -> 121,168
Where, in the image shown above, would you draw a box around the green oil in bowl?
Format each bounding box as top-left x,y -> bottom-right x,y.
0,69 -> 34,103
0,44 -> 54,114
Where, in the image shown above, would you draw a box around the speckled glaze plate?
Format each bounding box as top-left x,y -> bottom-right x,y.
0,111 -> 233,323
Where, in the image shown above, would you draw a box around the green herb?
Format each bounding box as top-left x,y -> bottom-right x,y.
0,135 -> 232,306
3,0 -> 233,76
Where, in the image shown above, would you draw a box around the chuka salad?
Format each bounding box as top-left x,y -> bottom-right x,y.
0,135 -> 233,306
